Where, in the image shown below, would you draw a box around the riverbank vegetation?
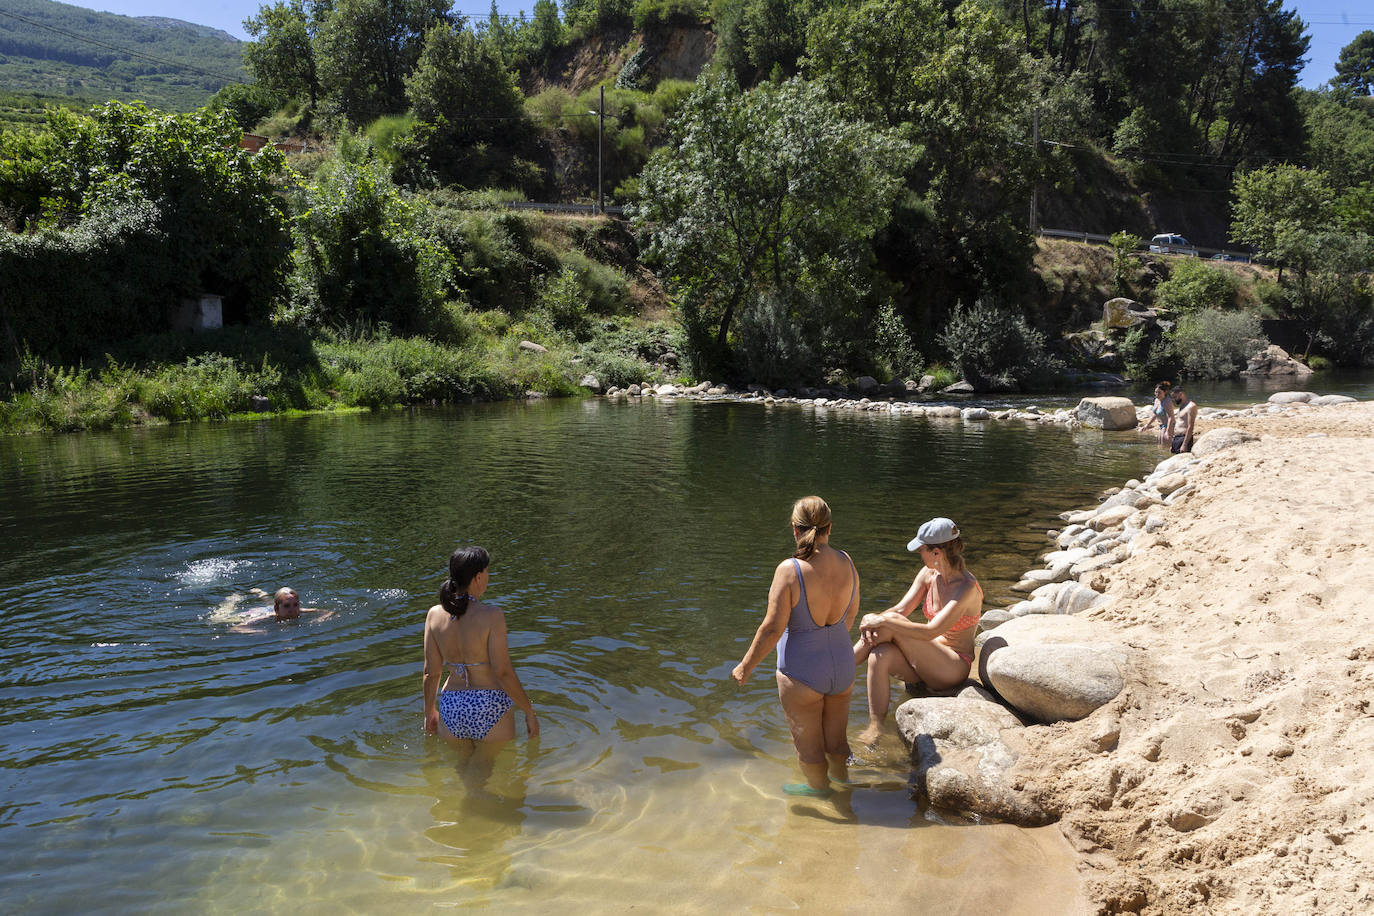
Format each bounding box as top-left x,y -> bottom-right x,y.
3,2 -> 1374,432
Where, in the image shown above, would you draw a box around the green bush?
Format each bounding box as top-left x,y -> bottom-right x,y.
1154,259 -> 1240,313
282,135 -> 453,334
1171,308 -> 1267,378
632,0 -> 707,33
871,299 -> 922,380
536,266 -> 591,338
937,299 -> 1063,391
134,353 -> 284,420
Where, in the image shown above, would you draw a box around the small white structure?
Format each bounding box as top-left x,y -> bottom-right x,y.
171,294 -> 223,333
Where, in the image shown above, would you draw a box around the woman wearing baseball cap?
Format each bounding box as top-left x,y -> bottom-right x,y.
853,517 -> 982,745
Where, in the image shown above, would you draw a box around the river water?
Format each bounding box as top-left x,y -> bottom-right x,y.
0,388 -> 1322,911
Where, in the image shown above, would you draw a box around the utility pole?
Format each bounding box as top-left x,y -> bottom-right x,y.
1029,107 -> 1039,233
598,85 -> 605,214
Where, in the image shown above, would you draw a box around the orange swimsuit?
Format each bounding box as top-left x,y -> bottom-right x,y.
924,578 -> 980,664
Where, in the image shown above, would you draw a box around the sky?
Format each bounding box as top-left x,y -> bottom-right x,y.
69,1 -> 1374,90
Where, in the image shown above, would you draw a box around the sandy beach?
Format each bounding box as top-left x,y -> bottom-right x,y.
1009,401 -> 1374,914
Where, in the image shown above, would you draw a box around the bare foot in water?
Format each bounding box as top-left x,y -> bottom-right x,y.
855,724 -> 885,747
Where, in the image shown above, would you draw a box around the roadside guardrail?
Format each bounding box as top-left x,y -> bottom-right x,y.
1037,227 -> 1256,263
506,201 -> 626,216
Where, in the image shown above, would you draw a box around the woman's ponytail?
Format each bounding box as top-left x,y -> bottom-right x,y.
438,546 -> 490,618
790,496 -> 832,561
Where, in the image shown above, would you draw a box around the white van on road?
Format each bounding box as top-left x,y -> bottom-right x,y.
1148,233 -> 1197,256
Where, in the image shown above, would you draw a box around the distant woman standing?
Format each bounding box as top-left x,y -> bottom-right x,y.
732,497 -> 860,797
1141,381 -> 1175,447
423,547 -> 538,774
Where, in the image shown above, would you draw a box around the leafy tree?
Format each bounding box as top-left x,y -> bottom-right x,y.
313,0 -> 453,122
1300,89 -> 1374,191
1153,259 -> 1239,314
243,0 -> 321,107
806,0 -> 1037,312
1333,30 -> 1374,95
400,22 -> 534,189
0,103 -> 290,361
636,75 -> 909,377
711,0 -> 822,84
207,81 -> 285,131
1231,164 -> 1335,265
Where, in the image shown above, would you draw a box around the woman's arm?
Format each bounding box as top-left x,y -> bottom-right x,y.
488,612 -> 539,737
862,577 -> 974,643
859,569 -> 928,636
422,611 -> 443,734
732,561 -> 794,684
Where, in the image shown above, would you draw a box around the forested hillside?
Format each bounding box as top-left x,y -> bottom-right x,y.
0,0 -> 245,112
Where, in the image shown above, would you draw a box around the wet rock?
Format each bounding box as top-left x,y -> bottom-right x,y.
897,687 -> 1053,826
1077,396 -> 1138,430
249,395 -> 271,413
961,407 -> 990,421
854,375 -> 880,395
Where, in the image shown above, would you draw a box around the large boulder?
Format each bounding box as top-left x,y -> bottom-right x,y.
977,616 -> 1129,724
1076,396 -> 1138,430
1054,580 -> 1109,614
853,375 -> 880,395
983,643 -> 1124,722
897,686 -> 1053,826
1311,394 -> 1356,406
1191,426 -> 1259,457
579,374 -> 603,393
1103,298 -> 1145,330
1242,345 -> 1313,378
1267,390 -> 1315,404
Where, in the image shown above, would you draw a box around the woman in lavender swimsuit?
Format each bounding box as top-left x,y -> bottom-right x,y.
732,497 -> 861,797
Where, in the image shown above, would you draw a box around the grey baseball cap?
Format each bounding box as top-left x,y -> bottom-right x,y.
907,517 -> 960,551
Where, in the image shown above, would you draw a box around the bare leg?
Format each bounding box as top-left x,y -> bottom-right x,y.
858,643 -> 919,745
821,689 -> 853,783
777,672 -> 832,793
887,633 -> 971,691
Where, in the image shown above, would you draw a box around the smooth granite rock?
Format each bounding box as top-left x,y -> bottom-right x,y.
897,687 -> 1053,826
1076,396 -> 1139,430
1191,427 -> 1259,457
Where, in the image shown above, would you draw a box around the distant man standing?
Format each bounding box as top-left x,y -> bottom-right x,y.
1172,385 -> 1197,453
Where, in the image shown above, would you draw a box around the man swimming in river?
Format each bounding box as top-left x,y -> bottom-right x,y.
224,587 -> 333,632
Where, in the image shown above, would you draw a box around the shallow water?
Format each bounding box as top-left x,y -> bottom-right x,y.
1,399 -> 1173,911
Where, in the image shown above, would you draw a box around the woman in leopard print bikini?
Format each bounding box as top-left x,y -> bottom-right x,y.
423,547 -> 539,769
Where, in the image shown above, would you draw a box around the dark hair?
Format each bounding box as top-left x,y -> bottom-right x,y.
1155,381 -> 1172,393
439,546 -> 490,618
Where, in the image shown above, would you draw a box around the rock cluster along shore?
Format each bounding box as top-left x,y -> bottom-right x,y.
595,378 -> 1358,435
873,391 -> 1360,826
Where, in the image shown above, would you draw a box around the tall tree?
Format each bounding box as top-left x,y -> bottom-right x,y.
636,75 -> 909,379
402,22 -> 532,188
1333,30 -> 1374,95
243,0 -> 321,107
314,0 -> 454,122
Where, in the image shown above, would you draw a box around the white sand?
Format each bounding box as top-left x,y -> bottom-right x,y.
1012,402 -> 1374,914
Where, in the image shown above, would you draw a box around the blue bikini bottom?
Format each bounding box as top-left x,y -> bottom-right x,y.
438,689 -> 514,740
